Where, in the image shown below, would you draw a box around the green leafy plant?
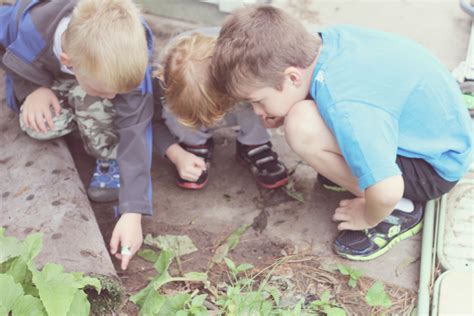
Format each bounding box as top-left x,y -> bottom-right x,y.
0,228 -> 101,315
130,250 -> 208,316
309,290 -> 346,316
153,293 -> 209,316
337,264 -> 363,288
365,281 -> 392,309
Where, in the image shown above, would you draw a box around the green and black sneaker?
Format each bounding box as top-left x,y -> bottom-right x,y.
317,174 -> 347,192
333,203 -> 423,261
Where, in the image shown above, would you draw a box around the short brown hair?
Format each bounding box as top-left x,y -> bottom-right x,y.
64,0 -> 148,93
162,33 -> 230,128
211,5 -> 320,100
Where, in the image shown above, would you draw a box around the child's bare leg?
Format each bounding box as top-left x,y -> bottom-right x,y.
284,100 -> 363,197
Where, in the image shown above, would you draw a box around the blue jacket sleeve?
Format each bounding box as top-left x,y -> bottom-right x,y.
114,89 -> 154,215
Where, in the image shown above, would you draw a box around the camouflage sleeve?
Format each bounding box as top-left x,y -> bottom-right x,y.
114,90 -> 154,215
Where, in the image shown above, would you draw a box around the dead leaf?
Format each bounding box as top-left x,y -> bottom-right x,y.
144,234 -> 198,257
395,255 -> 419,276
210,224 -> 250,265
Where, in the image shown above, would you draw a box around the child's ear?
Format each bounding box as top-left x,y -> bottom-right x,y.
59,52 -> 72,67
284,67 -> 302,87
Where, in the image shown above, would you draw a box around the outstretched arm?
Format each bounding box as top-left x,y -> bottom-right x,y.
109,88 -> 154,270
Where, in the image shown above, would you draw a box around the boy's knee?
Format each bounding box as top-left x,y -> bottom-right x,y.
19,109 -> 76,140
284,101 -> 323,153
20,128 -> 58,141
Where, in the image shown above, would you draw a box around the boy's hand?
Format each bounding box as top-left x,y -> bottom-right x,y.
21,87 -> 61,133
110,213 -> 143,270
332,197 -> 375,231
166,143 -> 206,182
261,116 -> 284,129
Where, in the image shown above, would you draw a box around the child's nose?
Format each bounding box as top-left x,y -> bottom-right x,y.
101,93 -> 116,100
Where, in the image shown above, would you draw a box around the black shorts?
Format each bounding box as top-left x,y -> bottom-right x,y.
396,156 -> 458,202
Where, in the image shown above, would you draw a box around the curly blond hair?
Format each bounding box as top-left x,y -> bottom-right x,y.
161,33 -> 232,128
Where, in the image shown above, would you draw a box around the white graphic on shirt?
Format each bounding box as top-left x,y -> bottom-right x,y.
315,70 -> 325,83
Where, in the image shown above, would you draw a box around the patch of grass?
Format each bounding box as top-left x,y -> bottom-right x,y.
87,275 -> 123,316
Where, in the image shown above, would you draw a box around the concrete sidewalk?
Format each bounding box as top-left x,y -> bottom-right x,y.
0,102 -> 117,278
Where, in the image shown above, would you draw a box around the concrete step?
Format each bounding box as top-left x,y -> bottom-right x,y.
0,102 -> 121,310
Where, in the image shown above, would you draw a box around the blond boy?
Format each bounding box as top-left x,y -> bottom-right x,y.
152,28 -> 289,189
211,6 -> 472,260
1,0 -> 154,269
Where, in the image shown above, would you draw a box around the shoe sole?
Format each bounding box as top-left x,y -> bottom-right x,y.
236,156 -> 289,189
177,178 -> 208,190
334,220 -> 423,261
87,188 -> 119,203
258,177 -> 289,189
322,183 -> 347,192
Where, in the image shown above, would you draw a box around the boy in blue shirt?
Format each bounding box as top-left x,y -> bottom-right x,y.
211,5 -> 473,260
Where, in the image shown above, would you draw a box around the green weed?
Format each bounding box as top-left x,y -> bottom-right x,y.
308,290 -> 346,316
337,264 -> 363,288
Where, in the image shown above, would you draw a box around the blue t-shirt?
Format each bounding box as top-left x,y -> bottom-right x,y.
310,25 -> 473,190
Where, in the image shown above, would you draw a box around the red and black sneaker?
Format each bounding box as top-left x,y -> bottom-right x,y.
177,138 -> 214,190
236,141 -> 289,189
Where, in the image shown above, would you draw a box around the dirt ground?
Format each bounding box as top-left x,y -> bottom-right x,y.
66,130 -> 417,316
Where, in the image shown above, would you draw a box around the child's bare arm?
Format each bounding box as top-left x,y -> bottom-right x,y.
166,143 -> 207,181
333,175 -> 404,230
21,87 -> 61,133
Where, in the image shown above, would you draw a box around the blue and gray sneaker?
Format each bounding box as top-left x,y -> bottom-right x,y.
87,159 -> 120,202
333,203 -> 423,261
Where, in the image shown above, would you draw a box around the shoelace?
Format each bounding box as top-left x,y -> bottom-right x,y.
97,160 -> 116,174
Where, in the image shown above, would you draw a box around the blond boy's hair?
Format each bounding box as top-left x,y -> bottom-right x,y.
162,33 -> 230,128
64,0 -> 148,93
211,5 -> 320,100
